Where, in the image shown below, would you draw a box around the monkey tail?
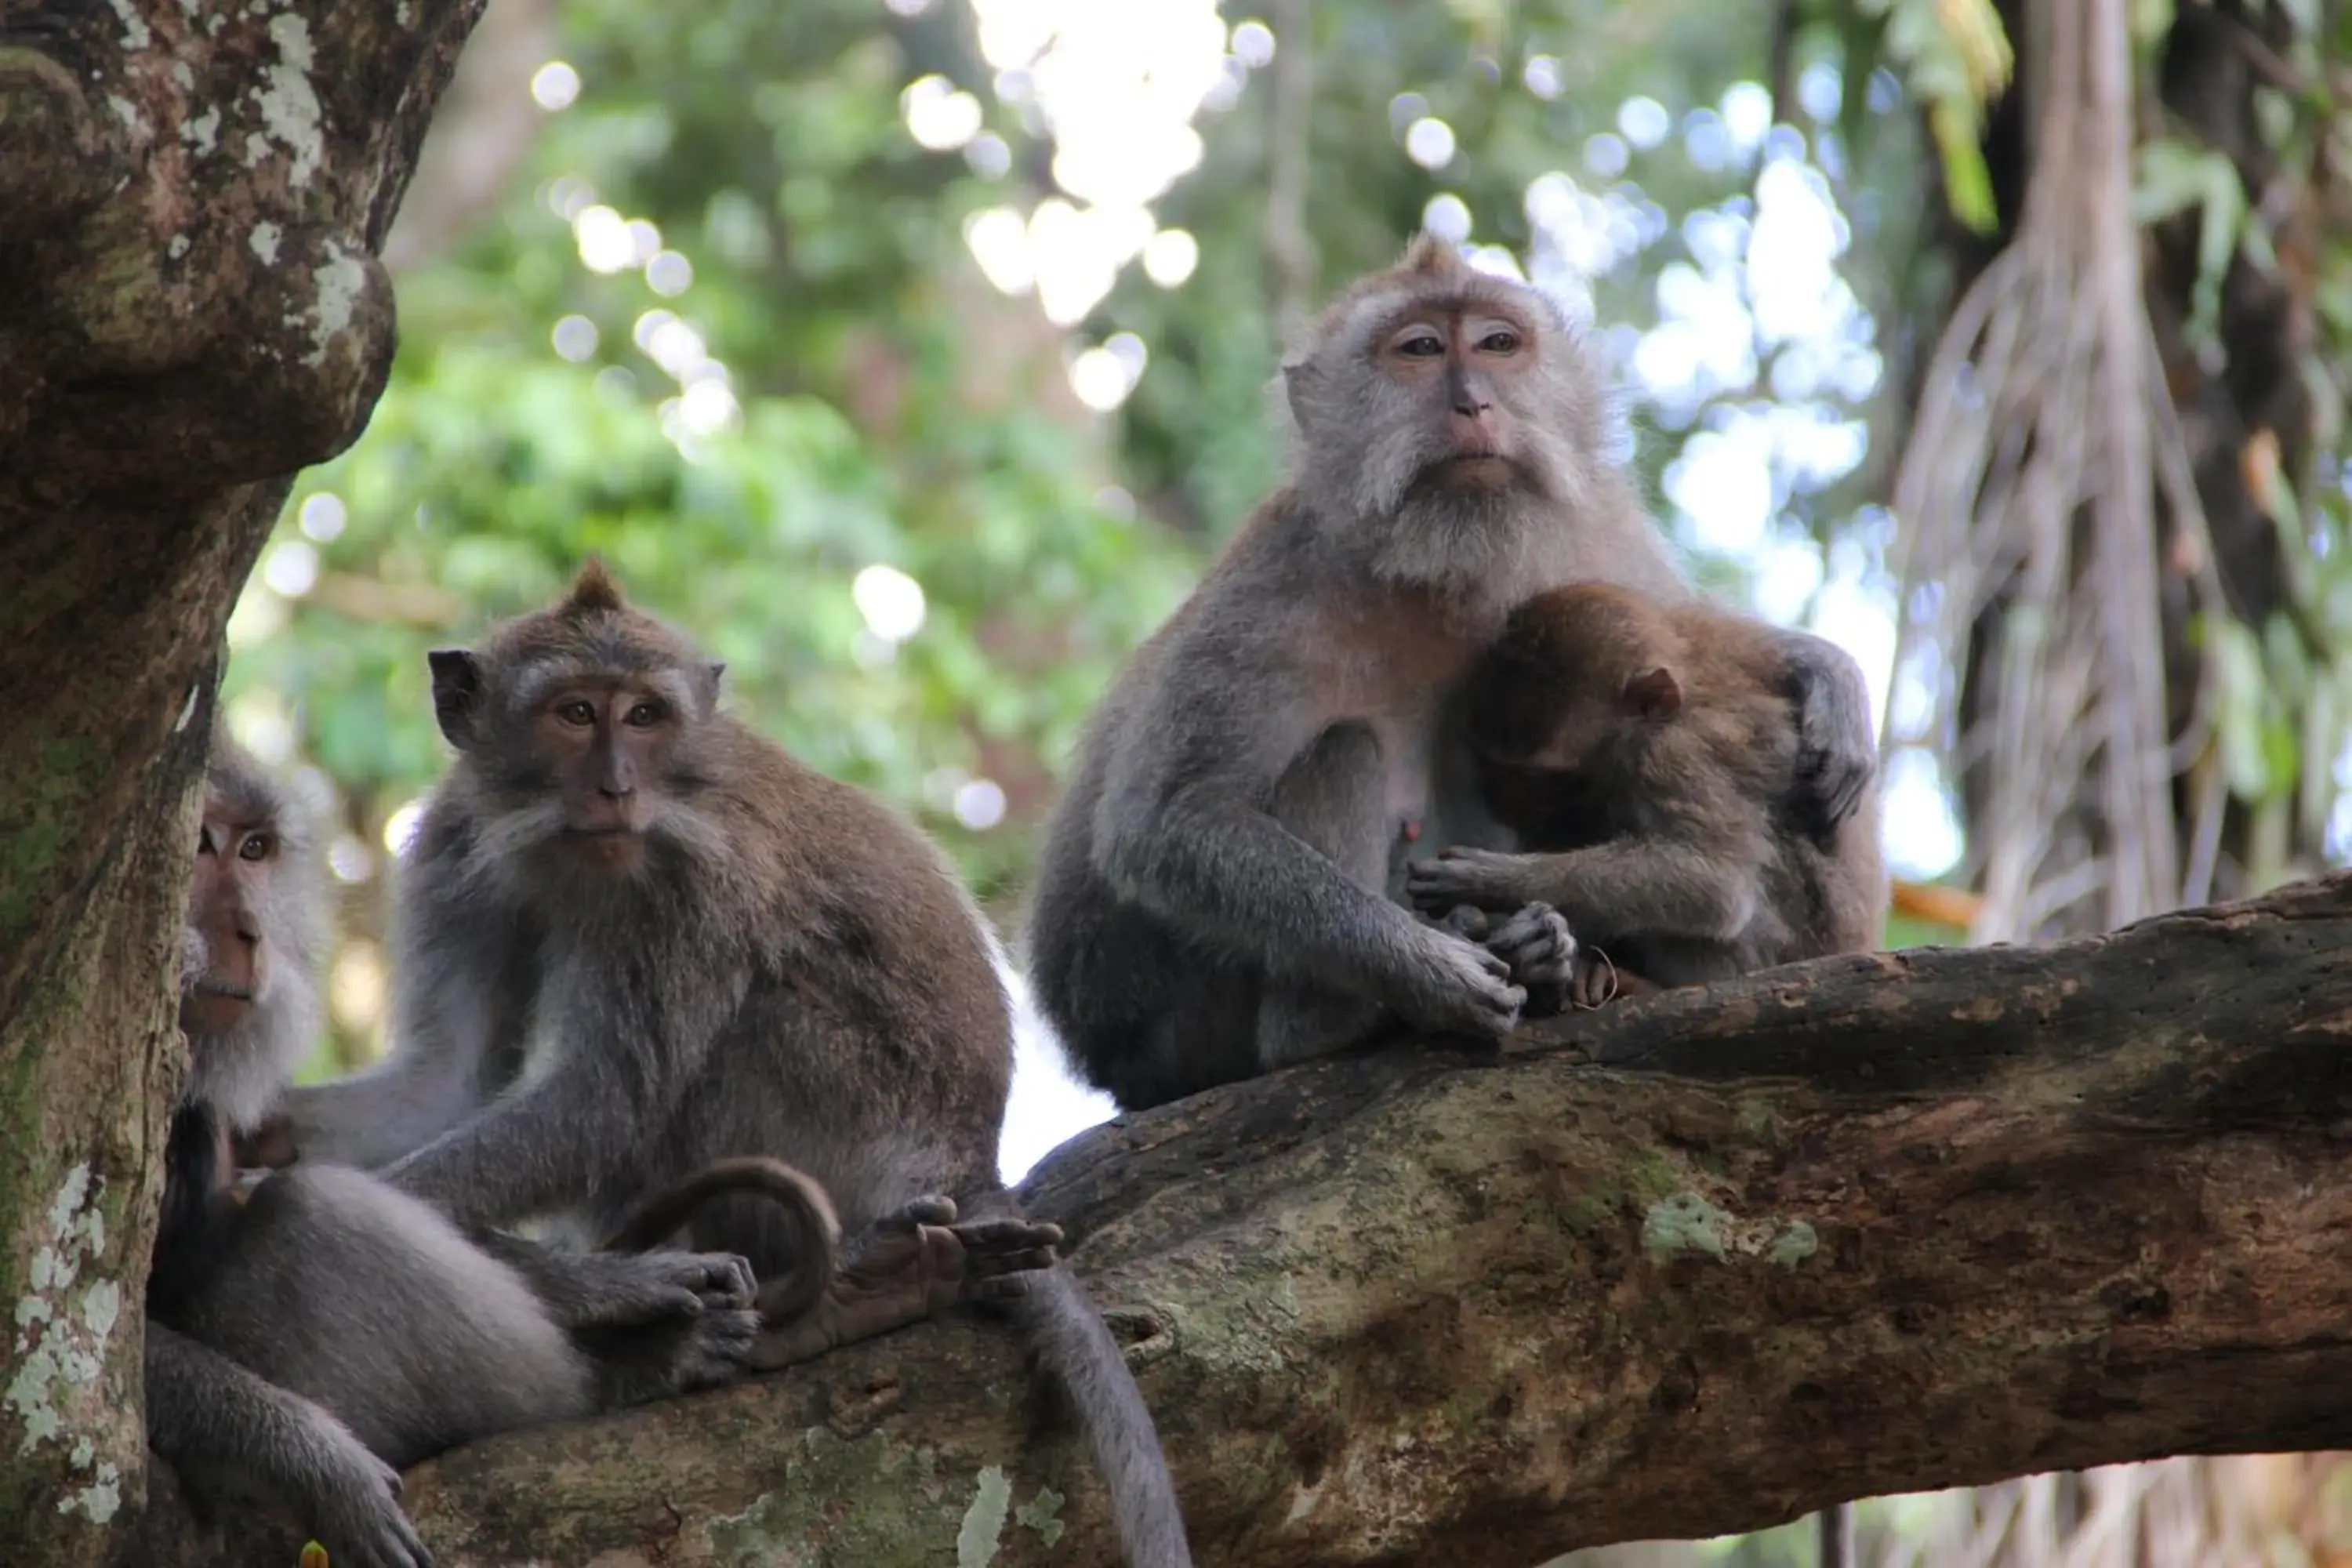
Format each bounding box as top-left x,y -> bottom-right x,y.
600,1156 -> 843,1323
972,1189 -> 1193,1568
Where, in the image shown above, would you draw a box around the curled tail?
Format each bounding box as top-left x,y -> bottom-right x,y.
978,1191 -> 1192,1568
601,1156 -> 842,1322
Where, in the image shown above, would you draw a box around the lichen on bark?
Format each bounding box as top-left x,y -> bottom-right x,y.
0,2 -> 487,1562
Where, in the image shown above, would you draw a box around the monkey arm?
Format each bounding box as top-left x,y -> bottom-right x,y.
374,1064 -> 643,1231
1776,629 -> 1876,838
1101,782 -> 1445,998
468,1229 -> 756,1330
145,1322 -> 427,1568
1407,840 -> 1762,945
275,1051 -> 484,1171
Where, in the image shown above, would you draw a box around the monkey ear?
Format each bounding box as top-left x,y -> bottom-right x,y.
699,661 -> 726,710
426,650 -> 482,749
1623,666 -> 1682,718
1281,361 -> 1316,430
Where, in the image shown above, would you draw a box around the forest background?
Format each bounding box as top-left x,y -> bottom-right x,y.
211,0 -> 2352,1561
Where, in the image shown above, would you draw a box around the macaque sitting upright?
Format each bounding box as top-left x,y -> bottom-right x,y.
1407,581 -> 1887,1004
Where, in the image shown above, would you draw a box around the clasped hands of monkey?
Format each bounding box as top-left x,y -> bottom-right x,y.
150,234 -> 1880,1568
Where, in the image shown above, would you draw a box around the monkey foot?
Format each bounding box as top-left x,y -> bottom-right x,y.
743,1198 -> 1062,1370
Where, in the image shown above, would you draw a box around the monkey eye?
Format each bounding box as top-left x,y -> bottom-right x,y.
1393,332 -> 1445,358
555,698 -> 597,727
238,833 -> 274,862
622,700 -> 662,728
1478,328 -> 1521,354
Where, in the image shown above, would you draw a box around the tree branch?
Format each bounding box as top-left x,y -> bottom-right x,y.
122,872 -> 2352,1566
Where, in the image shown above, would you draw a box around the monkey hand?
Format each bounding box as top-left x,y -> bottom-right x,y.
1393,925 -> 1526,1039
1403,848 -> 1534,915
1782,631 -> 1876,837
292,1418 -> 432,1568
662,1302 -> 768,1393
1483,903 -> 1577,989
743,1199 -> 1062,1370
563,1250 -> 757,1330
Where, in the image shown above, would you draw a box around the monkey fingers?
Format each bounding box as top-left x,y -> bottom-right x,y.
302,1436 -> 431,1568
1783,636 -> 1877,835
1394,924 -> 1526,1040
1431,903 -> 1492,941
1483,902 -> 1576,987
1402,848 -> 1533,915
559,1250 -> 756,1329
947,1217 -> 1064,1303
739,1203 -> 1023,1370
671,1305 -> 765,1390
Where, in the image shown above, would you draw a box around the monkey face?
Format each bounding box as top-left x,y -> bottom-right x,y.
531,677 -> 688,861
1377,307 -> 1536,492
182,800 -> 274,1036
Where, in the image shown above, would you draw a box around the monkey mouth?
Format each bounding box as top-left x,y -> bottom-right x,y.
191,979 -> 256,1002
1438,452 -> 1515,485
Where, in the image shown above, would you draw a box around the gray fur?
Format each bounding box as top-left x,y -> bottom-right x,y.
147,728 -> 760,1568
274,567 -> 1192,1568
1024,234 -> 1878,1112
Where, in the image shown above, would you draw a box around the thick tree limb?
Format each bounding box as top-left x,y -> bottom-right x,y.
122,872 -> 2352,1566
0,3 -> 481,1559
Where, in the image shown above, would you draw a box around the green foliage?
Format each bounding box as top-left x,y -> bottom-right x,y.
1850,0 -> 2010,233
228,0 -> 1202,901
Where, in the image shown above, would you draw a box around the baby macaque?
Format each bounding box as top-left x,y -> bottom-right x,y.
1407,583 -> 1886,1004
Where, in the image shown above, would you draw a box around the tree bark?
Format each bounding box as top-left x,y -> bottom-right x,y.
0,2 -> 481,1560
110,872 -> 2352,1566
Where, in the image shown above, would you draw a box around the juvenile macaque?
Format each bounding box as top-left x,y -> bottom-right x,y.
1025,233 -> 1880,1111
264,563 -> 1188,1568
1405,582 -> 1887,1000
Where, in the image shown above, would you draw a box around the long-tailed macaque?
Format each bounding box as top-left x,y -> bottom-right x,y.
1024,234 -> 1878,1112
260,564 -> 1190,1568
148,730 -> 761,1568
154,731 -> 1044,1568
1405,582 -> 1887,999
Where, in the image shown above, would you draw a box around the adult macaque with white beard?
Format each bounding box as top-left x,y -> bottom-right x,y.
1025,234 -> 1878,1112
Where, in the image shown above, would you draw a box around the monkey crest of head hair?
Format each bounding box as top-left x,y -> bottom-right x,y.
1275,233 -> 1633,597
564,555 -> 629,615
185,725 -> 331,1131
472,559 -> 708,698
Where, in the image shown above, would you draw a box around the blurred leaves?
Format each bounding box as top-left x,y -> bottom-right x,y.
1853,0 -> 2010,233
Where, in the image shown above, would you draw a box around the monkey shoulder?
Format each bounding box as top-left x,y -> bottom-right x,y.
706,729 -> 997,971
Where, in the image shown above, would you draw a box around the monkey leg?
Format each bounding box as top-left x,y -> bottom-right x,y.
147,1323 -> 430,1568
1258,720 -> 1403,1071
742,1197 -> 1062,1371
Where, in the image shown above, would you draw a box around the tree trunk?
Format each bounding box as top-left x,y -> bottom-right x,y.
0,2 -> 482,1560
1925,0 -> 2333,923
103,873 -> 2352,1566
